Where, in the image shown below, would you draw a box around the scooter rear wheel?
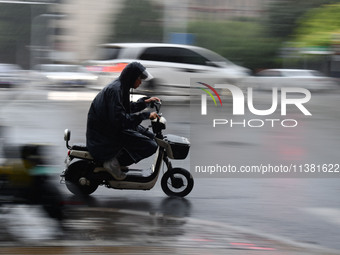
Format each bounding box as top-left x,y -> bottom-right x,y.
64,160 -> 98,196
161,168 -> 194,197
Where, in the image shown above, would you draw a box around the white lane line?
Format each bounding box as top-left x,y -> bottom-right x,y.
47,91 -> 97,101
302,207 -> 340,226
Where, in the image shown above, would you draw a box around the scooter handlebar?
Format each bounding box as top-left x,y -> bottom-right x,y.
150,100 -> 162,113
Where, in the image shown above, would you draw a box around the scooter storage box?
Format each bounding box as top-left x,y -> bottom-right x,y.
164,134 -> 190,159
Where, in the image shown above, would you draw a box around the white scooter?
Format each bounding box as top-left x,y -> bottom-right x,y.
60,101 -> 194,197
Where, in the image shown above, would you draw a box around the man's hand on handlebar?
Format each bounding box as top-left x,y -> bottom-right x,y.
149,112 -> 159,120
145,97 -> 160,104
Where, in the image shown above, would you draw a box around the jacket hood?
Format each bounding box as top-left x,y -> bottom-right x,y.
119,62 -> 146,89
119,62 -> 146,113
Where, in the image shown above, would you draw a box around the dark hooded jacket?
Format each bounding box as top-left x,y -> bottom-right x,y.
86,62 -> 151,162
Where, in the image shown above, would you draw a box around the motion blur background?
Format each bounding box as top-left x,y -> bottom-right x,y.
1,0 -> 340,253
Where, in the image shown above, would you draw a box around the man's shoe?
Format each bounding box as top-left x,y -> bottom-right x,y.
103,158 -> 126,181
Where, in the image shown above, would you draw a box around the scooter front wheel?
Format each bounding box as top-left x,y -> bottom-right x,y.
161,168 -> 194,197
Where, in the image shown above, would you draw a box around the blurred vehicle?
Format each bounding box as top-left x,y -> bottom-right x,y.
0,143 -> 64,221
33,64 -> 98,87
0,63 -> 24,89
85,43 -> 250,98
243,69 -> 339,91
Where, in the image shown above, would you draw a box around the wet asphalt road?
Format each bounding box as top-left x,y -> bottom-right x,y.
1,85 -> 340,253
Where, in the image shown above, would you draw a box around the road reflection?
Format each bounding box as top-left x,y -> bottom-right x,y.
69,194 -> 192,218
60,196 -> 192,244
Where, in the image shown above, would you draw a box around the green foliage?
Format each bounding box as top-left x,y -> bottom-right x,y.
188,20 -> 281,70
188,0 -> 340,71
264,0 -> 338,40
293,3 -> 340,48
107,0 -> 163,43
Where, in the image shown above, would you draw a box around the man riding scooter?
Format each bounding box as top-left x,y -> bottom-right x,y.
86,62 -> 160,180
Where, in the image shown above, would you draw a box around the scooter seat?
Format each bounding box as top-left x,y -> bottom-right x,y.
71,144 -> 88,151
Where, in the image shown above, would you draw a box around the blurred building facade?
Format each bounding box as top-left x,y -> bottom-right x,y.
51,0 -> 124,63
48,0 -> 272,63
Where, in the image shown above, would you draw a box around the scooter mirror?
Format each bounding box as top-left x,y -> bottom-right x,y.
64,129 -> 71,141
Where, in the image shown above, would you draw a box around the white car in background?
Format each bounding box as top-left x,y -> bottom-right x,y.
33,64 -> 98,88
0,63 -> 25,89
243,69 -> 339,91
85,43 -> 250,98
